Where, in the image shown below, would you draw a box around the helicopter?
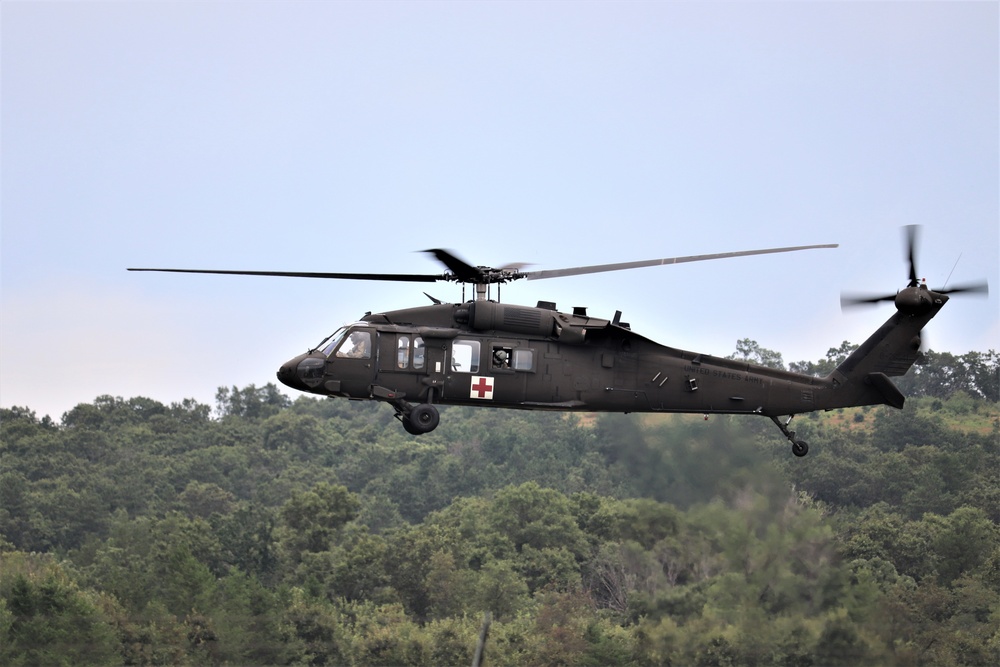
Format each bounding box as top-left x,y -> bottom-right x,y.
129,226 -> 987,456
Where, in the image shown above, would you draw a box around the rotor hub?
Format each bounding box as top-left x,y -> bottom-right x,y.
894,283 -> 945,315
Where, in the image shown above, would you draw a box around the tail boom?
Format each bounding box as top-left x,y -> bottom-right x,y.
824,290 -> 948,410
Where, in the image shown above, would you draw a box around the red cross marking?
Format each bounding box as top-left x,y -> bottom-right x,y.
471,377 -> 493,398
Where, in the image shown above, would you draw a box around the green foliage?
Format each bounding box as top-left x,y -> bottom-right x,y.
1,344 -> 997,666
728,337 -> 786,369
789,340 -> 859,376
0,553 -> 119,666
896,349 -> 1000,402
279,482 -> 360,557
215,383 -> 290,419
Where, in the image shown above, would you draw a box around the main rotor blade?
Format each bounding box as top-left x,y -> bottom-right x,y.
421,249 -> 484,282
127,268 -> 442,282
521,243 -> 839,281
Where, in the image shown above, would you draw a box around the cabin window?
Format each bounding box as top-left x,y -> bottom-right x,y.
397,336 -> 410,368
491,345 -> 534,372
393,335 -> 426,370
396,336 -> 410,368
491,346 -> 512,369
336,330 -> 371,359
451,339 -> 480,373
413,337 -> 425,369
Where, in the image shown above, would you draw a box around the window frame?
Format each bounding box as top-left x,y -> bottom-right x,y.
490,343 -> 534,373
451,339 -> 481,373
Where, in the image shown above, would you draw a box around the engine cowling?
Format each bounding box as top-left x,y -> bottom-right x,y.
466,301 -> 586,343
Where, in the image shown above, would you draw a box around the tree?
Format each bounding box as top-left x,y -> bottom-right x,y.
896,349 -> 1000,401
213,504 -> 279,583
178,481 -> 236,519
2,371 -> 996,665
424,550 -> 474,619
488,482 -> 590,561
789,340 -> 858,376
965,349 -> 1000,401
928,507 -> 999,585
278,483 -> 360,563
472,560 -> 529,622
728,338 -> 785,370
215,383 -> 290,420
0,552 -> 118,666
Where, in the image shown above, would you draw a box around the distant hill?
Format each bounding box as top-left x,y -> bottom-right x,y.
2,345 -> 998,666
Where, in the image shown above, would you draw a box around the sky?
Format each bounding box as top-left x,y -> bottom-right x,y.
2,1 -> 998,422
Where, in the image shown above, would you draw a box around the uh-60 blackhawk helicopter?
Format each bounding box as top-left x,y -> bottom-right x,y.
130,226 -> 987,457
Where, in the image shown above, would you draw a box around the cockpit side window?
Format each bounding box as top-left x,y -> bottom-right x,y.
336,331 -> 371,359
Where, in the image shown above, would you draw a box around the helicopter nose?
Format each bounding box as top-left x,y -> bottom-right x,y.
277,353 -> 326,391
276,358 -> 302,390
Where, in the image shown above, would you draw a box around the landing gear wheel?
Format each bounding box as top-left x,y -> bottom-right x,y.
770,415 -> 810,457
404,403 -> 440,434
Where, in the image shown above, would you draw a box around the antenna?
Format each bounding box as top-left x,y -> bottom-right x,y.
942,253 -> 962,291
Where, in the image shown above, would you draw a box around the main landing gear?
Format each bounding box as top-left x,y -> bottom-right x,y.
771,415 -> 809,457
391,394 -> 440,435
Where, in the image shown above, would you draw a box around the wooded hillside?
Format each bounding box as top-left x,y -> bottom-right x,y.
1,347 -> 998,666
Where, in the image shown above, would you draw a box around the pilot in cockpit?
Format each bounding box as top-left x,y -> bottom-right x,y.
338,331 -> 370,359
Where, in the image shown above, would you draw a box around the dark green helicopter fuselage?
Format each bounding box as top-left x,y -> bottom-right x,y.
278,289 -> 944,454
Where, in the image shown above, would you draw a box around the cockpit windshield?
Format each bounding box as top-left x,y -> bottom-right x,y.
314,326 -> 349,357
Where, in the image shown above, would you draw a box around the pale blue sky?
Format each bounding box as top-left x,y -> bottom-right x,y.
2,1 -> 997,420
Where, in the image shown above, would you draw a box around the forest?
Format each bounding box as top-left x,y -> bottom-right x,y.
1,345 -> 998,666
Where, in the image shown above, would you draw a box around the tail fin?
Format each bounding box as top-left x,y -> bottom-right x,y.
829,293 -> 947,409
831,225 -> 988,411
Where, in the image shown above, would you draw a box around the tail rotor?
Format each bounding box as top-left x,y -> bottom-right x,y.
841,225 -> 988,309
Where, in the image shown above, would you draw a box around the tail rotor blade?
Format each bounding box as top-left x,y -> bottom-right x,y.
904,225 -> 920,287
935,280 -> 989,297
841,292 -> 897,309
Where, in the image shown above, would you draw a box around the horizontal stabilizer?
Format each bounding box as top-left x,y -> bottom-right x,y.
866,372 -> 905,409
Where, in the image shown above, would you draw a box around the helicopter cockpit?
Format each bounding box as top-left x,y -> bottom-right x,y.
278,323 -> 377,395
336,330 -> 371,359
314,324 -> 371,359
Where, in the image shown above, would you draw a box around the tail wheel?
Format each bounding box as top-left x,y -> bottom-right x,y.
404,403 -> 440,434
